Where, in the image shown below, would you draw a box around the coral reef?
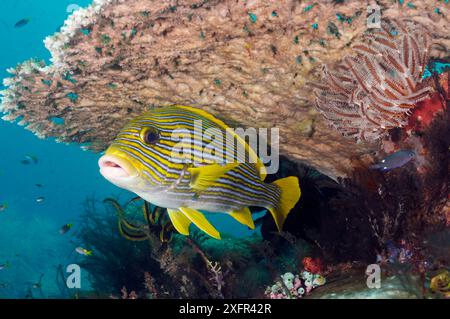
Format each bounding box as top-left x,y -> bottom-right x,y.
257,100 -> 449,263
264,270 -> 326,299
0,0 -> 448,178
75,196 -> 310,298
73,176 -> 448,299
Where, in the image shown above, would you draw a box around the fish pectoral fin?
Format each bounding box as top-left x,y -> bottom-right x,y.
228,207 -> 255,229
188,163 -> 239,192
167,208 -> 192,236
179,207 -> 221,240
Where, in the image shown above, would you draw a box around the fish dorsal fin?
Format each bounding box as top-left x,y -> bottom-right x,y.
188,163 -> 239,192
228,207 -> 255,229
175,105 -> 267,180
179,207 -> 221,239
167,208 -> 192,236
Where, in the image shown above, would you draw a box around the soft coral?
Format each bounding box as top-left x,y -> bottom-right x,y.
405,72 -> 448,133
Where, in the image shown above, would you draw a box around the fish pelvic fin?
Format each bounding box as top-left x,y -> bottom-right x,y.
268,176 -> 301,231
188,163 -> 239,192
228,207 -> 255,229
167,208 -> 192,236
179,207 -> 221,240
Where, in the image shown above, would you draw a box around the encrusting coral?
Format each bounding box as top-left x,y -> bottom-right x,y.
0,0 -> 448,178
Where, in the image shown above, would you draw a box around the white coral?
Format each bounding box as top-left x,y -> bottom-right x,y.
44,0 -> 119,70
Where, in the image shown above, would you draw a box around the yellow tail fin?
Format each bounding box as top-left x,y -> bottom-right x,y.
268,176 -> 301,231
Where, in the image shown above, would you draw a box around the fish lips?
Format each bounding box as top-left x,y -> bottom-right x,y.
98,154 -> 139,182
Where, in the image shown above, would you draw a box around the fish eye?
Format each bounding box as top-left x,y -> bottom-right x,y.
140,127 -> 160,145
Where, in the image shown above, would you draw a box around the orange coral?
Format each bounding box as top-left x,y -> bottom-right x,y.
302,257 -> 325,275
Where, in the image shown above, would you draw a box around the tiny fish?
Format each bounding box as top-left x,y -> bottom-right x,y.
36,197 -> 45,203
35,184 -> 44,188
20,154 -> 38,165
14,18 -> 31,28
370,150 -> 416,171
59,223 -> 73,235
25,154 -> 38,164
31,274 -> 44,289
0,262 -> 10,271
75,247 -> 92,256
0,203 -> 8,212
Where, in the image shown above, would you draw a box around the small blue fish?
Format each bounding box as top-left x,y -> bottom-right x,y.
0,203 -> 8,212
370,150 -> 416,171
25,154 -> 38,164
36,197 -> 45,203
59,223 -> 73,235
14,18 -> 31,28
20,154 -> 38,165
0,262 -> 10,271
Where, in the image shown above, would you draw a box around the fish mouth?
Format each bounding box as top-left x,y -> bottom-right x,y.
98,154 -> 138,180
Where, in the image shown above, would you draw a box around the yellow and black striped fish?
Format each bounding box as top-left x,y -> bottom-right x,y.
99,105 -> 301,239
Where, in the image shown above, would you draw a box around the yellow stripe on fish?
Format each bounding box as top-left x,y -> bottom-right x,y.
99,105 -> 301,239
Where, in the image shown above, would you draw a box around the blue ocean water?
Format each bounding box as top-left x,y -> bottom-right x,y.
0,0 -> 122,298
0,0 -> 252,298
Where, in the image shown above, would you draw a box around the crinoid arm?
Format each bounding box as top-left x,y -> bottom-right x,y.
313,19 -> 434,143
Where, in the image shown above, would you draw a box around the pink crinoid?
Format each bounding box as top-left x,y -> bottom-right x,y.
313,19 -> 433,143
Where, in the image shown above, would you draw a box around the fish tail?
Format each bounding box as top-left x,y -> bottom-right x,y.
268,176 -> 301,231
